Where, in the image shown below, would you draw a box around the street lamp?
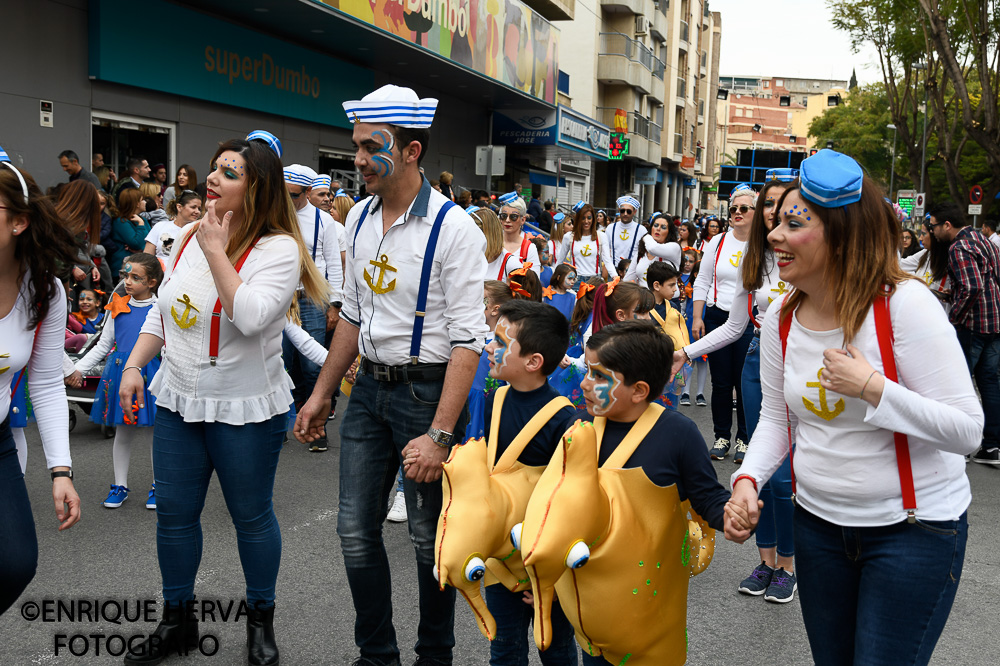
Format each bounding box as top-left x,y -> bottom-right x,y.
913,61 -> 930,196
887,123 -> 898,199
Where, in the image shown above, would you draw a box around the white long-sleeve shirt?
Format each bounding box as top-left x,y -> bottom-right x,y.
692,232 -> 748,311
74,296 -> 156,375
624,237 -> 682,285
601,220 -> 647,270
141,229 -> 299,424
735,280 -> 982,526
1,275 -> 71,468
341,179 -> 489,365
297,202 -> 343,304
283,319 -> 328,367
487,252 -> 522,281
557,232 -> 604,276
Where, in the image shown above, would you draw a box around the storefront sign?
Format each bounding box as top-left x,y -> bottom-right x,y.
556,107 -> 611,161
492,109 -> 558,145
325,0 -> 560,104
89,0 -> 372,128
609,133 -> 629,160
634,167 -> 657,185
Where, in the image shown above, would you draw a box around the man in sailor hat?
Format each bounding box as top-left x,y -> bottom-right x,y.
601,194 -> 648,271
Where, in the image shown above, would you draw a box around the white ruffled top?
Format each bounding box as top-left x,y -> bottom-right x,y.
140,226 -> 299,425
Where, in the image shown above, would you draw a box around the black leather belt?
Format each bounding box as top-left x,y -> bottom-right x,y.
359,357 -> 448,383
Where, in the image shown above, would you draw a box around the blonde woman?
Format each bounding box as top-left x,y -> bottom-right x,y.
471,207 -> 522,280
497,191 -> 540,275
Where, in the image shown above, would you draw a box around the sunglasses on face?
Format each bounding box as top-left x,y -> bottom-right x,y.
498,213 -> 520,221
729,204 -> 754,215
619,208 -> 634,215
289,191 -> 305,199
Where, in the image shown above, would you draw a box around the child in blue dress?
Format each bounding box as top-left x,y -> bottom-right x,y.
533,236 -> 554,288
544,264 -> 578,322
467,280 -> 513,440
548,277 -> 602,407
71,253 -> 162,510
71,289 -> 105,334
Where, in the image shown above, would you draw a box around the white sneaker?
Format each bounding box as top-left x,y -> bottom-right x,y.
387,491 -> 407,523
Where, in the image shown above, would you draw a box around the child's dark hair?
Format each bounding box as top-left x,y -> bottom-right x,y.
616,258 -> 630,277
497,301 -> 570,375
530,236 -> 549,261
508,267 -> 542,302
636,287 -> 655,314
587,320 -> 673,401
142,196 -> 158,213
570,276 -> 603,333
123,253 -> 164,295
646,261 -> 680,291
551,263 -> 575,290
592,281 -> 647,333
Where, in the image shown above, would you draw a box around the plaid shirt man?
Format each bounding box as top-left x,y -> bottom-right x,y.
947,226 -> 1000,333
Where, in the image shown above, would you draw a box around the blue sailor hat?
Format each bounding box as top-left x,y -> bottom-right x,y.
553,212 -> 566,222
497,191 -> 519,206
343,84 -> 438,129
571,200 -> 586,213
334,188 -> 351,199
0,144 -> 28,204
283,164 -> 317,187
731,182 -> 755,195
246,130 -> 282,158
766,168 -> 799,182
0,144 -> 9,162
799,149 -> 863,208
312,174 -> 331,190
465,205 -> 481,214
616,195 -> 640,211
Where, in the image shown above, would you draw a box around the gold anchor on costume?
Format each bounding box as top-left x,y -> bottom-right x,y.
768,280 -> 789,304
618,228 -> 630,241
365,254 -> 398,294
0,352 -> 9,375
352,112 -> 361,124
730,250 -> 743,268
803,368 -> 845,421
580,244 -> 593,257
171,294 -> 200,329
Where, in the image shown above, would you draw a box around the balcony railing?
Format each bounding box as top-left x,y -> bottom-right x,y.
598,32 -> 666,78
676,76 -> 686,99
674,133 -> 684,154
595,108 -> 661,145
680,20 -> 689,43
650,122 -> 662,144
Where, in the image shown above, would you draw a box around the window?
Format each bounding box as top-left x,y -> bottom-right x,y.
735,108 -> 743,117
776,79 -> 784,87
763,81 -> 769,88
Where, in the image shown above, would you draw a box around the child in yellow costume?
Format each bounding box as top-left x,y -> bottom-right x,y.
435,301 -> 580,664
646,261 -> 690,410
518,320 -> 729,665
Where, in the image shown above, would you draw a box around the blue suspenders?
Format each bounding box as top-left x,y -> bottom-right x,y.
312,207 -> 320,261
352,199 -> 456,364
611,222 -> 640,264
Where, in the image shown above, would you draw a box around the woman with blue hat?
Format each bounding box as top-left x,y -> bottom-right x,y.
498,191 -> 541,276
556,202 -> 606,281
726,150 -> 981,665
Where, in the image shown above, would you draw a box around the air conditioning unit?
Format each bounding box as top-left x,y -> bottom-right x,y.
635,16 -> 649,36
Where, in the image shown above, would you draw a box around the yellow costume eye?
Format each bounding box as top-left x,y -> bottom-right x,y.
565,540 -> 590,569
510,522 -> 523,551
464,555 -> 487,582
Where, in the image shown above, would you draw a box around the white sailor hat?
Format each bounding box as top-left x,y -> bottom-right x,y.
553,212 -> 566,222
343,84 -> 438,129
571,200 -> 586,213
0,144 -> 9,163
497,192 -> 519,206
800,149 -> 863,208
312,174 -> 331,190
766,168 -> 799,182
616,195 -> 640,211
283,164 -> 317,187
246,130 -> 282,158
465,205 -> 481,214
334,188 -> 351,199
731,182 -> 755,196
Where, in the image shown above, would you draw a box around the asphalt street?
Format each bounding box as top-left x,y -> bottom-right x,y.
4,393 -> 998,665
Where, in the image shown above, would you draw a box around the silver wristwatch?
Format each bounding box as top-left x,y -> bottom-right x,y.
426,427 -> 454,447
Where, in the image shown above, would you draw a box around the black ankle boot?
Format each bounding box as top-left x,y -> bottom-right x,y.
247,603 -> 279,666
123,601 -> 199,666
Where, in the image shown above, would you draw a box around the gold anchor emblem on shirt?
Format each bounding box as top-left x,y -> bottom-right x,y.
171,294 -> 200,329
768,280 -> 789,304
580,244 -> 593,257
0,353 -> 9,375
803,368 -> 845,421
619,228 -> 630,241
365,254 -> 397,294
730,251 -> 742,268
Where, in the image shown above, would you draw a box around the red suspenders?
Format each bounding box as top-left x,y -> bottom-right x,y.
778,294 -> 917,521
712,233 -> 727,303
497,252 -> 514,280
519,235 -> 531,263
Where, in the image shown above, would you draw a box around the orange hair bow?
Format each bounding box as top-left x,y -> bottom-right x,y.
576,282 -> 596,301
509,280 -> 532,298
604,276 -> 621,296
510,262 -> 533,277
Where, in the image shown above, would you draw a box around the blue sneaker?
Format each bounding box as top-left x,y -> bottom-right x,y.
738,561 -> 774,596
103,485 -> 129,508
146,484 -> 156,510
764,567 -> 797,603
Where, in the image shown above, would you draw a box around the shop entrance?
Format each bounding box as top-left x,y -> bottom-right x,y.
91,111 -> 175,181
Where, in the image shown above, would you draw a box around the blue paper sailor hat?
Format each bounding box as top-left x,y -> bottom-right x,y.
334,188 -> 351,199
343,84 -> 438,129
283,164 -> 317,187
0,144 -> 28,204
553,212 -> 566,222
731,182 -> 755,195
616,195 -> 640,211
465,205 -> 481,214
799,149 -> 863,208
312,174 -> 331,190
0,144 -> 9,163
246,130 -> 282,158
571,200 -> 586,213
497,192 -> 519,206
765,168 -> 799,182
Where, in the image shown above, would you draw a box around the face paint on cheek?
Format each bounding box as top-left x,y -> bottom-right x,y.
370,130 -> 396,178
586,362 -> 621,415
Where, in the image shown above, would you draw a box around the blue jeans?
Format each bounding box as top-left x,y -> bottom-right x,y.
483,584 -> 578,665
704,305 -> 752,442
794,507 -> 967,665
955,328 -> 1000,449
153,408 -> 286,605
0,417 -> 37,616
741,337 -> 794,556
282,299 -> 326,406
337,371 -> 469,663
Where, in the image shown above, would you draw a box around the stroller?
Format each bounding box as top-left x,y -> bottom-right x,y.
66,279 -> 127,438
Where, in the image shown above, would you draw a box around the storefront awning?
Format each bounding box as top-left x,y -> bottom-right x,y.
528,168 -> 567,188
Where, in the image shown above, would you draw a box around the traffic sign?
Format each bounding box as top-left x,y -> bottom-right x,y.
913,192 -> 926,219
969,204 -> 983,216
970,185 -> 984,205
897,189 -> 916,217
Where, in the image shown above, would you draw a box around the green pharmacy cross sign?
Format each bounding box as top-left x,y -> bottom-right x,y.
609,133 -> 629,160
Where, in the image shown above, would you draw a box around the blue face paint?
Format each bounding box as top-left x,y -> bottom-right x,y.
370,129 -> 396,179
491,320 -> 516,376
586,361 -> 620,415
